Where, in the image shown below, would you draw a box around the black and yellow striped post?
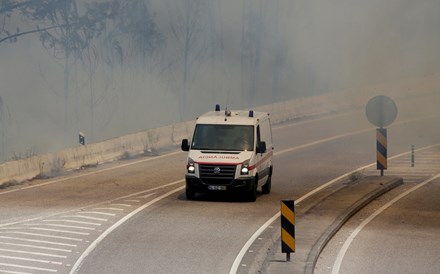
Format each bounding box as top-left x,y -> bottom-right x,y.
376,128 -> 387,176
281,200 -> 295,261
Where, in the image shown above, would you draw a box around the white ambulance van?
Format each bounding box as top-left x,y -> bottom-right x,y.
181,104 -> 273,201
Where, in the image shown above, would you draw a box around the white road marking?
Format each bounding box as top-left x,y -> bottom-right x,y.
0,248 -> 67,258
92,208 -> 124,211
1,232 -> 83,242
331,174 -> 440,274
138,192 -> 156,199
44,220 -> 101,227
23,224 -> 95,231
0,181 -> 185,273
0,262 -> 56,272
61,215 -> 107,222
0,242 -> 72,252
0,269 -> 31,274
0,151 -> 183,196
0,228 -> 21,231
110,204 -> 131,207
229,144 -> 440,274
69,184 -> 184,274
0,236 -> 77,247
275,114 -> 439,157
0,255 -> 62,265
78,211 -> 116,217
0,113 -> 436,273
124,200 -> 140,203
29,227 -> 90,236
0,178 -> 187,229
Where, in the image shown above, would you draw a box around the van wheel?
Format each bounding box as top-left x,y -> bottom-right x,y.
262,175 -> 271,194
247,181 -> 257,202
186,188 -> 196,200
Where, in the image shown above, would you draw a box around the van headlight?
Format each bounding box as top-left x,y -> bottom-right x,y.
241,160 -> 250,175
187,158 -> 196,173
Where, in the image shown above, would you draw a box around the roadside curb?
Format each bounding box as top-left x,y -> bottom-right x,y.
303,177 -> 403,274
260,176 -> 403,274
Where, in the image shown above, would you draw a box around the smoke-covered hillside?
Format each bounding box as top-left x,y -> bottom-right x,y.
1,0 -> 440,162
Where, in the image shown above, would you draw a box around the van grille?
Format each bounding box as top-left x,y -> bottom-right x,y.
199,164 -> 236,185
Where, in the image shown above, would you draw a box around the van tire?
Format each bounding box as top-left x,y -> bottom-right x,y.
262,175 -> 271,194
247,180 -> 257,202
186,188 -> 196,200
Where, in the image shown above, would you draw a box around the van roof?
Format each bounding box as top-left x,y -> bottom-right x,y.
196,109 -> 269,125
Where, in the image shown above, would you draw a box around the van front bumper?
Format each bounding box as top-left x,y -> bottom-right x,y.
185,175 -> 256,193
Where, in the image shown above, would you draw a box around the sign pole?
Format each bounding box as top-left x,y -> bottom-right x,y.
376,127 -> 387,176
366,95 -> 397,177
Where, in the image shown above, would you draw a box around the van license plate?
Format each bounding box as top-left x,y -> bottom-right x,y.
208,185 -> 227,191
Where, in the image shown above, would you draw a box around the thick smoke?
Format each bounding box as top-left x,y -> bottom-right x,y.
1,0 -> 440,162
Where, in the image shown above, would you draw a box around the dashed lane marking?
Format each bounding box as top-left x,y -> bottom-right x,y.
78,211 -> 116,217
61,215 -> 107,222
69,185 -> 184,274
0,236 -> 77,247
0,262 -> 57,273
0,255 -> 62,265
110,204 -> 131,207
0,179 -> 185,274
0,242 -> 72,253
91,208 -> 124,212
28,227 -> 90,236
23,223 -> 96,231
43,220 -> 101,226
0,248 -> 67,258
138,193 -> 156,199
0,232 -> 82,242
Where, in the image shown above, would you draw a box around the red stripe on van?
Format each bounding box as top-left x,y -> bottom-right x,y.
248,150 -> 273,171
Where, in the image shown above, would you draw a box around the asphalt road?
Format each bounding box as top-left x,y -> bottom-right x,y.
316,150 -> 440,274
0,91 -> 439,274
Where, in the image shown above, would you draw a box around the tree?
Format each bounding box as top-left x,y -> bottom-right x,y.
166,0 -> 209,120
0,0 -> 56,44
270,0 -> 290,103
1,0 -> 117,144
101,0 -> 162,68
0,96 -> 11,162
240,0 -> 266,107
30,0 -> 117,143
98,0 -> 163,133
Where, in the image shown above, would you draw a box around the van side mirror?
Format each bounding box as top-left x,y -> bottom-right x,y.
256,141 -> 266,153
181,139 -> 190,151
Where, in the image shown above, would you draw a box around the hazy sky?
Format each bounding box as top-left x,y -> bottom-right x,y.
1,0 -> 440,162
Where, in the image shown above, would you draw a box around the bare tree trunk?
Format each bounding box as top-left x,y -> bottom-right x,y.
64,49 -> 70,145
241,0 -> 265,108
168,0 -> 207,121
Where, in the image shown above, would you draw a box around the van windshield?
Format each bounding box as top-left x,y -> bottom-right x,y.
191,124 -> 254,151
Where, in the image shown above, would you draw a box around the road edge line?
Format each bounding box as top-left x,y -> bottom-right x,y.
69,186 -> 185,274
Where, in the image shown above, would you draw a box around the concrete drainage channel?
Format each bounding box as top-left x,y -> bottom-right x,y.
238,176 -> 403,274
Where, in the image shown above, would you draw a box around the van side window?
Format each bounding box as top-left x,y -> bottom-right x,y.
259,119 -> 272,146
257,125 -> 261,144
